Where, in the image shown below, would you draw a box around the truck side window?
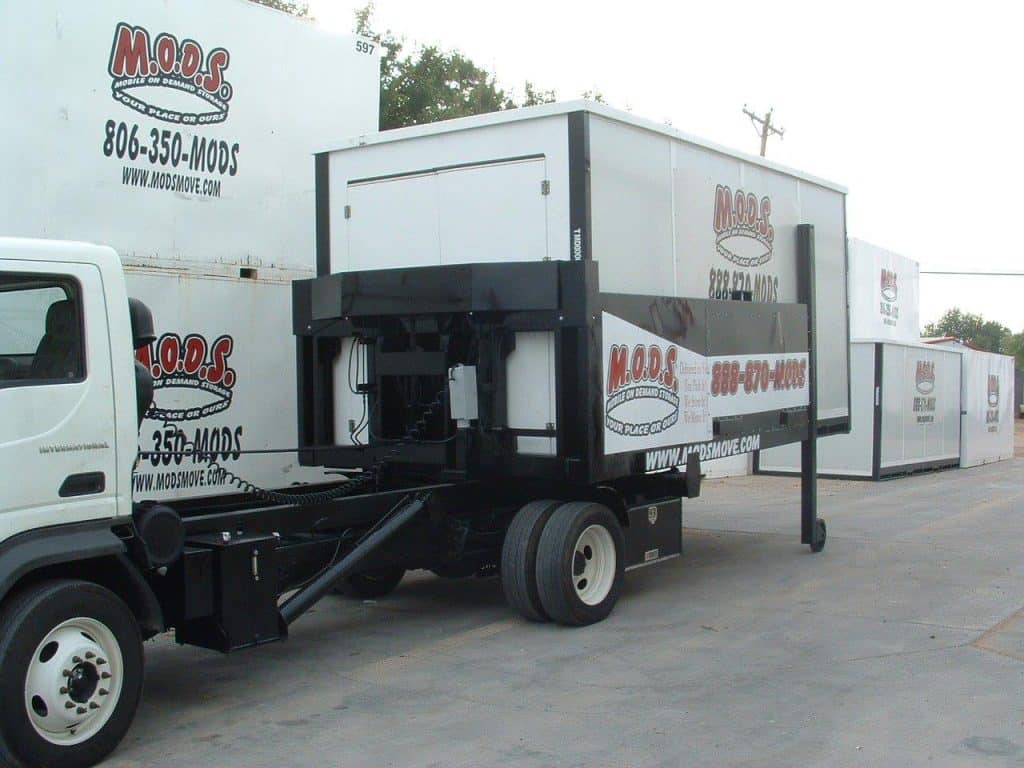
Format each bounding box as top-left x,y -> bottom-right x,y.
0,274 -> 84,386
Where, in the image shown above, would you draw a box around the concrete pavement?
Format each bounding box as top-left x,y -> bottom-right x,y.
106,459 -> 1024,768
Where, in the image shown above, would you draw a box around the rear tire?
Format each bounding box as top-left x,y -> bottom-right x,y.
535,502 -> 624,626
500,500 -> 561,622
344,567 -> 405,598
0,580 -> 143,768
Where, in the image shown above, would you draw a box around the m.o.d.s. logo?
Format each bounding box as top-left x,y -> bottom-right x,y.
986,374 -> 1001,429
915,360 -> 935,395
605,342 -> 680,438
136,332 -> 237,422
879,268 -> 900,326
712,185 -> 775,268
881,269 -> 898,302
109,22 -> 233,125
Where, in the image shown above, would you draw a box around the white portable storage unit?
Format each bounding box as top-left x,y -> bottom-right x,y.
757,241 -> 962,479
847,239 -> 920,343
316,102 -> 851,470
926,340 -> 1015,467
757,340 -> 962,478
0,0 -> 380,500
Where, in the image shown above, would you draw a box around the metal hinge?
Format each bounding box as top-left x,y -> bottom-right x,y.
541,180 -> 550,196
344,204 -> 352,219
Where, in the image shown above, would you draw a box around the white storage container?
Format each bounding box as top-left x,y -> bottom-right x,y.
848,239 -> 920,343
928,342 -> 1015,467
757,341 -> 961,478
319,102 -> 852,455
0,0 -> 380,499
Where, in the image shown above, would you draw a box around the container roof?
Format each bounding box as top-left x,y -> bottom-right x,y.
317,100 -> 847,195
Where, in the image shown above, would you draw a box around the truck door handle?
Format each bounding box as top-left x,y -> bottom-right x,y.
59,472 -> 106,498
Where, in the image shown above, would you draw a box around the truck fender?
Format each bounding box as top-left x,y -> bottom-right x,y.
0,520 -> 164,638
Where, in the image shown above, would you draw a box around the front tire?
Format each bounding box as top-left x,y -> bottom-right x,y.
535,502 -> 624,626
0,580 -> 143,768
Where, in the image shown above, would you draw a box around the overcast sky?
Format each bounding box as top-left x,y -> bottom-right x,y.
309,0 -> 1023,332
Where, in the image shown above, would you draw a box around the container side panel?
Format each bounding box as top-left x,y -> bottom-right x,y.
328,116 -> 570,274
757,342 -> 875,476
672,143 -> 798,305
588,117 -> 675,295
848,239 -> 920,343
0,0 -> 379,274
798,183 -> 851,423
879,344 -> 960,469
959,350 -> 1015,467
128,271 -> 331,501
669,143 -> 849,424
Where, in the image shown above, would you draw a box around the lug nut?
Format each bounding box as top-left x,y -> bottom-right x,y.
60,686 -> 68,695
101,672 -> 111,680
85,652 -> 95,660
65,702 -> 75,709
76,706 -> 86,714
62,669 -> 72,678
99,689 -> 109,696
96,658 -> 107,666
89,702 -> 100,710
72,656 -> 82,664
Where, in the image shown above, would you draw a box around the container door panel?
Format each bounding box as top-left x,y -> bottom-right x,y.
347,174 -> 440,271
436,158 -> 548,264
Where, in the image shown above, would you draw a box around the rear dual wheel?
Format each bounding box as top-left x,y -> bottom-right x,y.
502,500 -> 624,626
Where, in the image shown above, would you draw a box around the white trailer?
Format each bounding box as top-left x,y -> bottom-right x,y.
0,0 -> 380,501
316,101 -> 851,460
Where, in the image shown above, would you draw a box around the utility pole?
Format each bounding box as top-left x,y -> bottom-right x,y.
743,105 -> 784,157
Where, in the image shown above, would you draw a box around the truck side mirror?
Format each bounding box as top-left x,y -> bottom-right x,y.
129,298 -> 155,427
128,297 -> 156,350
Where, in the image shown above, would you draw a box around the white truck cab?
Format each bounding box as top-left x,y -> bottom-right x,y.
1,239 -> 139,543
0,238 -> 159,768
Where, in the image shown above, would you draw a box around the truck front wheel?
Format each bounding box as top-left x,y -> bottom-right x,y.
0,580 -> 143,768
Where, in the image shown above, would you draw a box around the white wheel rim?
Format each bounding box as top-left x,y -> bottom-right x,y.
572,524 -> 616,606
24,617 -> 124,746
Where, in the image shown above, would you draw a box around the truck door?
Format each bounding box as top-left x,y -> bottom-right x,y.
0,261 -> 119,539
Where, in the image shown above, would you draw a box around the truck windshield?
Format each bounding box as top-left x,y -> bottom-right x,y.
0,274 -> 83,385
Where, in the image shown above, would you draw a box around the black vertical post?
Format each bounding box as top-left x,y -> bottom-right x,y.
315,152 -> 331,277
871,343 -> 883,481
797,224 -> 824,551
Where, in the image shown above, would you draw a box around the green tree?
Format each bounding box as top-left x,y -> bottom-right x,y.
355,3 -> 556,129
922,308 -> 1011,354
248,0 -> 310,17
249,1 -> 578,128
1002,331 -> 1024,369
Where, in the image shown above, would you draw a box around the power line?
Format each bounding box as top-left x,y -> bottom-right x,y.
920,271 -> 1024,276
742,105 -> 784,157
